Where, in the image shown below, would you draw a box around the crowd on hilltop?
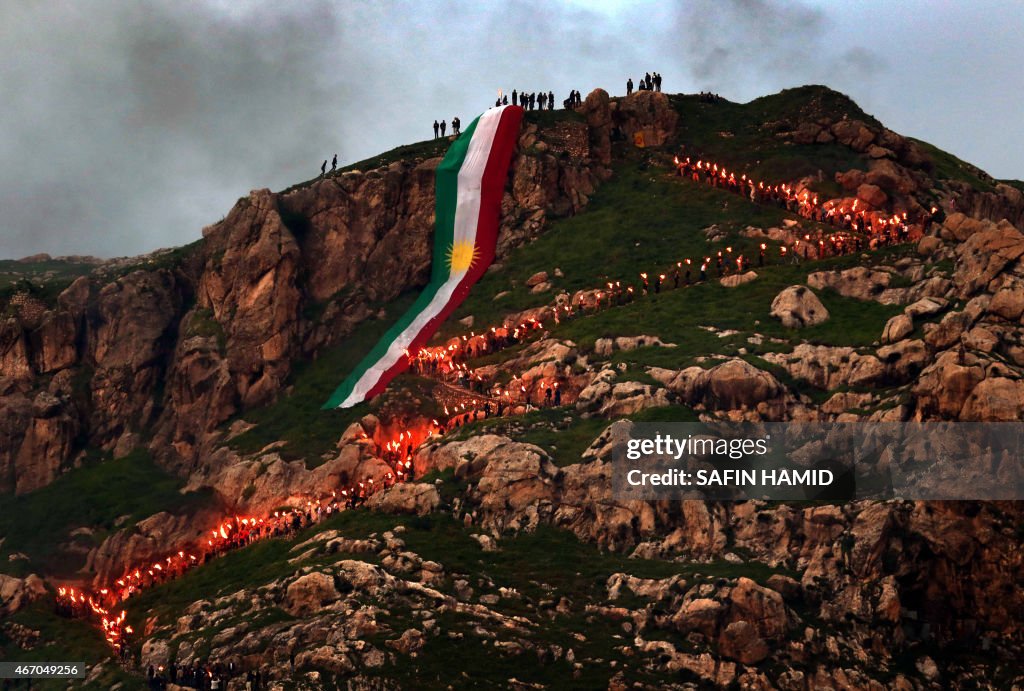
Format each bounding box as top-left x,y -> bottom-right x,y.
323,71 -> 682,175
433,117 -> 461,139
497,89 -> 560,111
626,71 -> 662,95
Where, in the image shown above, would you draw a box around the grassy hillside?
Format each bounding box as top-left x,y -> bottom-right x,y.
0,449 -> 213,579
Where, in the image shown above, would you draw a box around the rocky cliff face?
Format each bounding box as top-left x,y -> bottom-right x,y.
0,96 -> 656,493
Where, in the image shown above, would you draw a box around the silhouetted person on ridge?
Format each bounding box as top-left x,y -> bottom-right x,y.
512,89 -> 518,106
549,90 -> 554,110
320,160 -> 326,178
440,120 -> 446,136
433,120 -> 439,138
331,154 -> 337,171
627,78 -> 633,95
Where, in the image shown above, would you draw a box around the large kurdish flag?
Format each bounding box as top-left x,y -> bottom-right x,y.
323,105 -> 524,409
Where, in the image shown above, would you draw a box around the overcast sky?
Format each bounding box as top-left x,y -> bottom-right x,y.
1,0 -> 1021,259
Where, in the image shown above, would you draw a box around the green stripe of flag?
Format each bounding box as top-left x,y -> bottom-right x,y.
320,116 -> 481,410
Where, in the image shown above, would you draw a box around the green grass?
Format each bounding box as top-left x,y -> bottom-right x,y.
228,291 -> 439,466
911,138 -> 996,192
449,152 -> 795,330
442,404 -> 699,467
79,509 -> 798,688
0,601 -> 135,690
668,86 -> 873,183
0,449 -> 212,578
280,137 -> 451,195
183,307 -> 226,351
347,517 -> 793,687
445,407 -> 611,467
0,258 -> 97,291
552,258 -> 903,366
522,106 -> 586,127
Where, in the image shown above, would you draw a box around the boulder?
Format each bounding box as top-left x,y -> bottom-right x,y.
284,571 -> 342,616
856,183 -> 888,208
963,325 -> 998,352
598,381 -> 671,417
763,345 -> 884,390
836,169 -> 865,191
866,158 -> 917,195
951,216 -> 1024,296
961,377 -> 1024,421
718,620 -> 769,665
876,339 -> 929,382
923,311 -> 973,350
916,235 -> 943,257
867,144 -> 894,159
882,314 -> 913,343
727,577 -> 792,640
673,597 -> 724,638
364,483 -> 440,516
913,351 -> 985,419
904,296 -> 948,319
463,437 -> 560,532
525,271 -> 549,287
831,119 -> 875,151
720,271 -> 758,288
770,286 -> 829,328
703,359 -> 784,410
988,284 -> 1024,321
0,574 -> 46,614
808,267 -> 895,302
594,335 -> 676,356
614,90 -> 679,148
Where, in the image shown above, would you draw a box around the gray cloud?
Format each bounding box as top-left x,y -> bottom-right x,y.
0,1 -> 342,258
0,1 -> 1019,259
673,0 -> 828,89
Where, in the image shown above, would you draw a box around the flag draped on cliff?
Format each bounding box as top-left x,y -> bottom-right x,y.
323,105 -> 524,409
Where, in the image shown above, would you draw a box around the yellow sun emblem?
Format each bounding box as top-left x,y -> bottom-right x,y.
447,240 -> 479,272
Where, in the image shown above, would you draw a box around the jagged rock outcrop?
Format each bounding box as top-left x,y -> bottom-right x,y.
0,574 -> 46,614
611,90 -> 678,148
762,342 -> 920,391
650,359 -> 786,414
0,111 -> 617,491
364,482 -> 440,516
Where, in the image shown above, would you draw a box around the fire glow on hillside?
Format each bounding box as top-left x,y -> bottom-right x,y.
52,150 -> 931,657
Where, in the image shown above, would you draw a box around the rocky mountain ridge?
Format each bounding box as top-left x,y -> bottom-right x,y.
1,85 -> 1023,689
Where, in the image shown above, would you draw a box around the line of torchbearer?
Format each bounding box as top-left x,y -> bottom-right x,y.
54,149 -> 943,670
